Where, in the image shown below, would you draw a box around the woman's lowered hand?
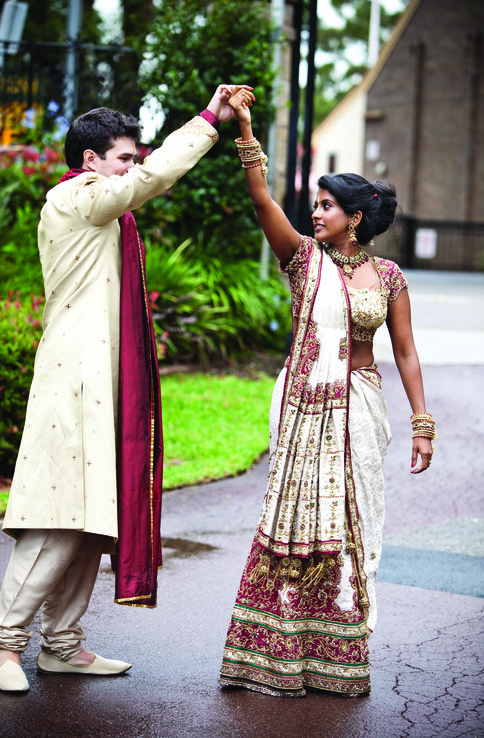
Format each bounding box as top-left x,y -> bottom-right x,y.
410,436 -> 433,474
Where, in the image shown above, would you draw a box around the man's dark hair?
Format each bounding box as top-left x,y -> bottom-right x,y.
64,107 -> 141,169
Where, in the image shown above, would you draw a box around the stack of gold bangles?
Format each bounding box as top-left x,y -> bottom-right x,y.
410,412 -> 437,440
235,137 -> 268,179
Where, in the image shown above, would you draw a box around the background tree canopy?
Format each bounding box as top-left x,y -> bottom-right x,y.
133,0 -> 277,260
0,0 -> 102,45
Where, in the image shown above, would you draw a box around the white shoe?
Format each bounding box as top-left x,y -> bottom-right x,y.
0,660 -> 29,691
37,651 -> 131,676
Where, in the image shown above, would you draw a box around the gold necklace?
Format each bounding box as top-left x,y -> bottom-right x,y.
324,244 -> 369,278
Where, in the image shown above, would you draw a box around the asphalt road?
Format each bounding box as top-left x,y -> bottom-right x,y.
0,270 -> 483,738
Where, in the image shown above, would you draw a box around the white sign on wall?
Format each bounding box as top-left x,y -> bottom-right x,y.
366,140 -> 380,161
415,228 -> 437,259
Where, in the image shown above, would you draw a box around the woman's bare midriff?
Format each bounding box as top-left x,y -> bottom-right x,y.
351,340 -> 375,371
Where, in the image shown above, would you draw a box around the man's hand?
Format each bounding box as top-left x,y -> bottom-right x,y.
206,84 -> 255,124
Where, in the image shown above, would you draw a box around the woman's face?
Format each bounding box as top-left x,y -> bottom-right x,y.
311,189 -> 351,247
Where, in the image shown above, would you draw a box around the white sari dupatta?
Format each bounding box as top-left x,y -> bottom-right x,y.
257,240 -> 352,560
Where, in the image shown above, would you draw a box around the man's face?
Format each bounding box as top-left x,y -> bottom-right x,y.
85,136 -> 137,177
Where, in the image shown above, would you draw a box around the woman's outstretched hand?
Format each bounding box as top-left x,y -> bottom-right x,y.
228,86 -> 256,124
206,85 -> 255,124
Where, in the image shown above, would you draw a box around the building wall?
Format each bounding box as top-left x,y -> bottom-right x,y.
312,89 -> 368,180
364,0 -> 484,221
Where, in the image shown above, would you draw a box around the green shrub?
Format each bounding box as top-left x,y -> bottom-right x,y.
139,0 -> 277,260
146,239 -> 290,364
0,138 -> 66,295
0,292 -> 44,476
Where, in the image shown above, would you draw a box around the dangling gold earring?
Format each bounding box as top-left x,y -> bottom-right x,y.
348,219 -> 358,247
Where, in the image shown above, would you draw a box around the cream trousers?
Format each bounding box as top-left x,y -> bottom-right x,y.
0,529 -> 104,660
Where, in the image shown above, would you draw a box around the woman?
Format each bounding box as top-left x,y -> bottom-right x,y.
219,89 -> 435,697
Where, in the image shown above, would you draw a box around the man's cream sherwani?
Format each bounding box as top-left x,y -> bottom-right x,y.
3,117 -> 218,543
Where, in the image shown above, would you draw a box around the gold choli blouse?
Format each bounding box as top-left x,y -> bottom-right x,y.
346,257 -> 408,343
281,242 -> 409,347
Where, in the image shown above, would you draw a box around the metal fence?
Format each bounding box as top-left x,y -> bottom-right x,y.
370,215 -> 484,272
0,39 -> 142,135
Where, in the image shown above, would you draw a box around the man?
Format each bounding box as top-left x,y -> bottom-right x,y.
0,84 -> 250,691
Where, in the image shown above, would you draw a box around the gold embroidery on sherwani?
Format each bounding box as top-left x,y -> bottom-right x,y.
171,116 -> 219,143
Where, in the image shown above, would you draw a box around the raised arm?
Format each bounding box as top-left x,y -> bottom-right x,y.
71,117 -> 219,226
386,289 -> 434,474
72,84 -> 254,227
228,88 -> 300,265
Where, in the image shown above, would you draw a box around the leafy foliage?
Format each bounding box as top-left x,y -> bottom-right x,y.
146,239 -> 290,364
0,107 -> 291,370
0,110 -> 68,294
138,0 -> 277,259
0,292 -> 43,476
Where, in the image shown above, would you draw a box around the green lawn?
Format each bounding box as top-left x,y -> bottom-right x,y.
0,371 -> 276,515
0,492 -> 8,517
161,372 -> 275,489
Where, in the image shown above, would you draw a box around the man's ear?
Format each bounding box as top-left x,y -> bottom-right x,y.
82,149 -> 98,171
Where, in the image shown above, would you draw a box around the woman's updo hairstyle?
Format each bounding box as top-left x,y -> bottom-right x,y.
317,172 -> 398,245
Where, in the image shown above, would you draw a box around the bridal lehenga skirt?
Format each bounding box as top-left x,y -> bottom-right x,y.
220,367 -> 391,697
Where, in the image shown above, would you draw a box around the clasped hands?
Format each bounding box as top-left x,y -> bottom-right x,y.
206,84 -> 256,124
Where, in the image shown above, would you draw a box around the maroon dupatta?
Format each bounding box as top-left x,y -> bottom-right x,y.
113,210 -> 163,607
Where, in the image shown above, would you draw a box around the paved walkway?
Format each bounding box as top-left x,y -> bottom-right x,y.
374,270 -> 484,364
0,270 -> 483,737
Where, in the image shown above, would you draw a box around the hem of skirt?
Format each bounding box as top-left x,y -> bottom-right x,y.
219,674 -> 371,699
220,675 -> 306,697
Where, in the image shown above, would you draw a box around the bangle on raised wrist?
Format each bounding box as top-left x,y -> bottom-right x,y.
234,137 -> 269,179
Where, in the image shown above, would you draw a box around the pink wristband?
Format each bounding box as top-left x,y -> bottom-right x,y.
199,109 -> 220,132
